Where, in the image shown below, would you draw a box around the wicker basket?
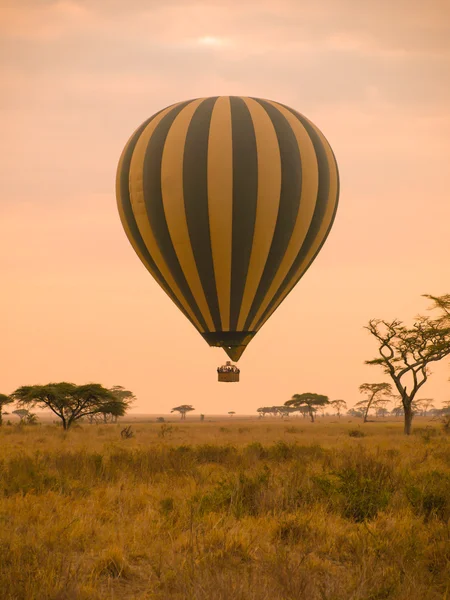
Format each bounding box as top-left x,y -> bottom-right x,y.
218,370 -> 240,383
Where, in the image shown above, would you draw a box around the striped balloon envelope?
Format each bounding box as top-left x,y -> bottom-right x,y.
116,96 -> 339,362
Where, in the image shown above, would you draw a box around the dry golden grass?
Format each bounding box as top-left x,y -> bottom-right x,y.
1,417 -> 449,599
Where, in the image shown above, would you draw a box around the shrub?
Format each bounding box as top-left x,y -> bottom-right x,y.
413,427 -> 439,443
197,467 -> 271,518
406,471 -> 450,521
159,497 -> 175,516
441,415 -> 450,434
313,449 -> 395,521
158,424 -> 173,438
285,426 -> 302,434
195,444 -> 237,464
349,429 -> 365,438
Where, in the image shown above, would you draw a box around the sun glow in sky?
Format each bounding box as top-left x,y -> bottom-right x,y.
1,0 -> 449,414
196,35 -> 226,46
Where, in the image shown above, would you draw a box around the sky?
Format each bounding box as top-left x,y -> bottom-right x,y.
1,0 -> 449,415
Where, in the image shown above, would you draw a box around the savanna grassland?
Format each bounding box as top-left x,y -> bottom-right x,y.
1,418 -> 450,600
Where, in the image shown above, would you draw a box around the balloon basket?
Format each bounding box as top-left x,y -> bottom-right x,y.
217,361 -> 240,383
218,371 -> 240,383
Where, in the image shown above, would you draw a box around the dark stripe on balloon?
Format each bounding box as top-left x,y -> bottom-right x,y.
243,99 -> 302,331
183,97 -> 223,331
253,108 -> 338,331
142,101 -> 209,332
118,111 -> 196,326
229,97 -> 259,331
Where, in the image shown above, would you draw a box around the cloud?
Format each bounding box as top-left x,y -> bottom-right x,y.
1,0 -> 449,209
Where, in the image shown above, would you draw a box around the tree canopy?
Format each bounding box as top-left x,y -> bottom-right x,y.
12,383 -> 129,430
330,399 -> 347,418
90,386 -> 136,423
356,383 -> 393,423
285,393 -> 329,423
0,393 -> 12,426
171,405 -> 195,420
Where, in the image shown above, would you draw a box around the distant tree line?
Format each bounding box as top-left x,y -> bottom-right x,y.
257,396 -> 449,422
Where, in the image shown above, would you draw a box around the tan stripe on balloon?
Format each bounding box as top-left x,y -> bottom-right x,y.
235,97 -> 282,331
254,120 -> 339,332
160,98 -> 215,332
207,97 -> 233,331
129,103 -> 205,332
116,139 -> 155,276
248,100 -> 319,331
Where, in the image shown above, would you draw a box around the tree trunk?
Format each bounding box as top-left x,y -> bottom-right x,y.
0,406 -> 2,426
309,408 -> 314,423
404,404 -> 413,435
363,406 -> 369,423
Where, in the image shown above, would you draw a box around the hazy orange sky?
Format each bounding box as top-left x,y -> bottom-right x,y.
1,0 -> 449,415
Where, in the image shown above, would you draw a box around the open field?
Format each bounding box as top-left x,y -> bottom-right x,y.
1,418 -> 449,599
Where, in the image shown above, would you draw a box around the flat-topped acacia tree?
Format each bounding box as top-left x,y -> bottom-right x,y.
171,405 -> 195,420
12,383 -> 129,430
285,393 -> 330,423
366,294 -> 450,435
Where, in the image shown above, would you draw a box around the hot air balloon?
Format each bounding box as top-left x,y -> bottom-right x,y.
116,96 -> 339,373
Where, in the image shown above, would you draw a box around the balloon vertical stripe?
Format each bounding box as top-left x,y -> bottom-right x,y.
207,97 -> 234,332
229,97 -> 258,332
183,97 -> 223,331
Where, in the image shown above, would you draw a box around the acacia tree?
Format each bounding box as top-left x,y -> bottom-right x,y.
376,406 -> 389,418
228,411 -> 236,417
296,405 -> 311,419
331,399 -> 347,418
12,409 -> 29,423
0,394 -> 12,426
277,406 -> 297,418
11,409 -> 38,424
171,405 -> 195,420
391,405 -> 404,417
348,407 -> 364,418
256,406 -> 279,417
414,398 -> 434,417
12,383 -> 127,430
356,383 -> 393,423
95,386 -> 135,423
442,400 -> 450,414
366,294 -> 450,435
285,393 -> 329,423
